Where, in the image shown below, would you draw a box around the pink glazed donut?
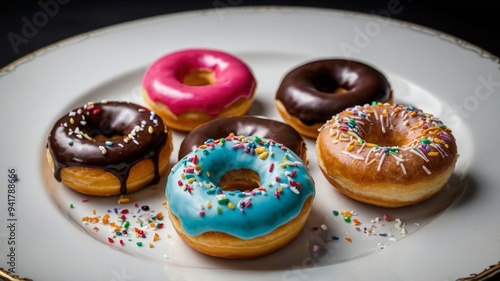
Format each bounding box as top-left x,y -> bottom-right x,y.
142,48 -> 257,132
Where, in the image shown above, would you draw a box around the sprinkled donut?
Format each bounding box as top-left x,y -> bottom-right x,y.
166,135 -> 315,259
46,101 -> 172,196
316,102 -> 458,208
276,58 -> 392,138
142,48 -> 257,132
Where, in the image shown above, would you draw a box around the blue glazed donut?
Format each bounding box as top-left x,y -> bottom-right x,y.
165,134 -> 315,259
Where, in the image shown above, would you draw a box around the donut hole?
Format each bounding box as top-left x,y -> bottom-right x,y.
92,133 -> 124,142
82,118 -> 128,141
182,69 -> 216,86
311,74 -> 348,94
363,130 -> 410,147
218,168 -> 261,191
87,127 -> 125,141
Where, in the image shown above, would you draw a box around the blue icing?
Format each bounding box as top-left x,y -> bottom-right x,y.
165,135 -> 315,239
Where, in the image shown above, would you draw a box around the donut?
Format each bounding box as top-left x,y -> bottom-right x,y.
142,48 -> 257,132
276,58 -> 393,138
46,101 -> 173,196
166,135 -> 315,259
178,115 -> 307,163
316,102 -> 458,208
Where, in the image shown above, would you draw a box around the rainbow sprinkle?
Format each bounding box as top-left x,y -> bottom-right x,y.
320,103 -> 457,175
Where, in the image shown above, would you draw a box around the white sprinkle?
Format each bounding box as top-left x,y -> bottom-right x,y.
430,143 -> 448,157
400,162 -> 407,175
422,165 -> 432,174
320,224 -> 328,231
400,226 -> 407,236
409,148 -> 429,162
380,115 -> 386,133
216,194 -> 227,201
370,106 -> 379,121
342,150 -> 365,160
377,152 -> 386,172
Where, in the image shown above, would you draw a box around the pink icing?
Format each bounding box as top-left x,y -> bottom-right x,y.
142,48 -> 256,116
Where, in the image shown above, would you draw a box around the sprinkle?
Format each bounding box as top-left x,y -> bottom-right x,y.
99,146 -> 107,155
422,165 -> 432,174
228,202 -> 235,210
155,212 -> 163,219
118,196 -> 131,204
136,242 -> 143,247
232,143 -> 244,149
70,204 -> 74,209
345,237 -> 352,243
269,163 -> 274,172
312,245 -> 319,252
332,236 -> 340,241
108,237 -> 114,243
81,198 -> 89,203
102,214 -> 110,224
148,126 -> 154,134
259,151 -> 269,160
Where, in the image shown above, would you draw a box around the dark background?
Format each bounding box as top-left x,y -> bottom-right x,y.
1,0 -> 499,68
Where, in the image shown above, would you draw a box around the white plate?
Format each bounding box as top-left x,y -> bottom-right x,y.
1,6 -> 499,281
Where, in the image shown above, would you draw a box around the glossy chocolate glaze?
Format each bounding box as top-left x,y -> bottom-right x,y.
47,101 -> 168,194
276,59 -> 392,125
178,115 -> 306,160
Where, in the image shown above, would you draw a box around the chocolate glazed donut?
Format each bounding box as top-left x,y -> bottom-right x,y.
178,115 -> 307,162
275,59 -> 393,138
46,101 -> 170,195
